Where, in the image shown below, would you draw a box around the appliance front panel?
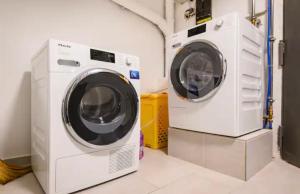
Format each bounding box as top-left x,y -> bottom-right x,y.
48,39 -> 140,73
167,13 -> 239,136
55,145 -> 139,194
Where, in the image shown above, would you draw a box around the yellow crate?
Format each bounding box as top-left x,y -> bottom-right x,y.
141,93 -> 169,149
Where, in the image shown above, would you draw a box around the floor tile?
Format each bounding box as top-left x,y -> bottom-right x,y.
150,173 -> 242,194
180,160 -> 245,188
0,173 -> 43,194
230,159 -> 300,194
1,149 -> 300,194
77,173 -> 157,194
136,148 -> 196,187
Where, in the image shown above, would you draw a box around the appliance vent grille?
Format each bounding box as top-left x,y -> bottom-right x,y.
109,146 -> 135,174
240,34 -> 263,110
241,74 -> 262,110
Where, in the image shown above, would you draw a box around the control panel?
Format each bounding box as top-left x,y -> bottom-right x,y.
188,24 -> 206,37
90,49 -> 115,63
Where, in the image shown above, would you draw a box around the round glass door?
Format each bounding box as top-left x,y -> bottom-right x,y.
170,41 -> 226,101
62,69 -> 138,147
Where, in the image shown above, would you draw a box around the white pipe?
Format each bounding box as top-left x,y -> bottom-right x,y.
165,0 -> 175,34
111,0 -> 173,36
110,0 -> 175,79
164,0 -> 175,76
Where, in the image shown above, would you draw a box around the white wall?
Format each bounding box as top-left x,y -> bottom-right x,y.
0,0 -> 165,159
0,0 -> 283,160
175,0 -> 283,157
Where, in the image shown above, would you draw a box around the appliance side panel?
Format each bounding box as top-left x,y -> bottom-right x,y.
237,18 -> 265,135
234,14 -> 240,135
31,45 -> 50,193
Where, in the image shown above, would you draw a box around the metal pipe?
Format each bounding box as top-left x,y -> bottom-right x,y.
265,0 -> 275,129
269,0 -> 275,128
270,0 -> 274,98
251,0 -> 256,24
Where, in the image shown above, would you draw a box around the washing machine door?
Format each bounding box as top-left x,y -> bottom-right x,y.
170,41 -> 226,102
62,69 -> 138,148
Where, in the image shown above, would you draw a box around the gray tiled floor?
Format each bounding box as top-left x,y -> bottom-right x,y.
1,148 -> 300,194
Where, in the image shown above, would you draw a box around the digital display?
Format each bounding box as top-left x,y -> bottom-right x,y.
90,49 -> 115,63
188,24 -> 206,37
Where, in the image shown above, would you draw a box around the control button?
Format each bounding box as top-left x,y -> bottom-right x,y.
126,57 -> 134,66
215,20 -> 224,29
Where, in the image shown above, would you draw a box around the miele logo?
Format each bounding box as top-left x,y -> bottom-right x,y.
58,43 -> 71,48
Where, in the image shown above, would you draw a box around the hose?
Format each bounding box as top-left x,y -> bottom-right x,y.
264,0 -> 273,129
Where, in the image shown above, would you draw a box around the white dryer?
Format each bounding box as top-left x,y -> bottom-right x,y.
31,39 -> 140,194
168,13 -> 265,137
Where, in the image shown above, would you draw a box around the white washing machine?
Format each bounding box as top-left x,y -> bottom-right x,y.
168,13 -> 265,137
31,39 -> 140,194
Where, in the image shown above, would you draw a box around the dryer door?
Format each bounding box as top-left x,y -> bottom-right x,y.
62,69 -> 138,148
170,41 -> 226,102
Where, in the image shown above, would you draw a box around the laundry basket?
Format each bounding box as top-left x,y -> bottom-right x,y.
141,93 -> 169,149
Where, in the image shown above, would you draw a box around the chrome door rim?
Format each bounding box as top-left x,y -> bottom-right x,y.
62,68 -> 139,149
170,40 -> 227,102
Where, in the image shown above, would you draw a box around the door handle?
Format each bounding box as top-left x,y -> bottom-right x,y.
279,40 -> 286,67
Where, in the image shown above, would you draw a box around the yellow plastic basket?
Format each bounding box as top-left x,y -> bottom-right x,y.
141,93 -> 169,149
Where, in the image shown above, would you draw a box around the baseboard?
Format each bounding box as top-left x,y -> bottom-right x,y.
4,155 -> 31,166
